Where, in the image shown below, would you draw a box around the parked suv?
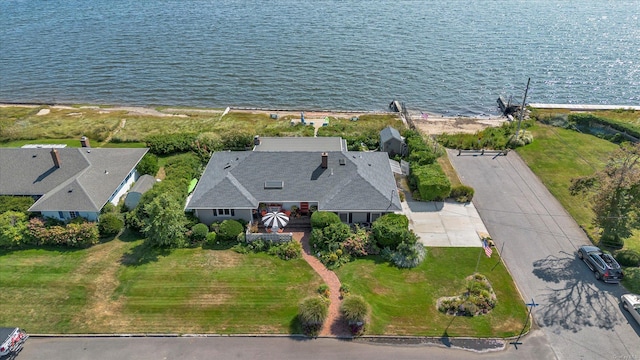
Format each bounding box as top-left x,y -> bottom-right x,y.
577,245 -> 624,283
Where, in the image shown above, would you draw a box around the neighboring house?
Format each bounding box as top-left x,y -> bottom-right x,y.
380,126 -> 407,157
0,146 -> 148,221
124,174 -> 156,210
186,137 -> 402,225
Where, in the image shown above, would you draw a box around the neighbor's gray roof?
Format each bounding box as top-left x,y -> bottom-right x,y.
0,147 -> 148,212
253,137 -> 347,152
380,126 -> 402,142
187,151 -> 401,212
129,174 -> 156,194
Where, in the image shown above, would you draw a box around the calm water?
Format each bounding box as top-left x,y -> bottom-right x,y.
1,0 -> 639,115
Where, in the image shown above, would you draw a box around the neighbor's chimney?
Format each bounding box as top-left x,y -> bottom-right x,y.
80,136 -> 90,148
50,148 -> 61,168
321,152 -> 328,169
253,135 -> 261,146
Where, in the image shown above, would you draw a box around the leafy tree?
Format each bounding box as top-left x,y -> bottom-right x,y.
0,196 -> 34,213
136,153 -> 159,176
0,211 -> 30,247
143,193 -> 188,248
570,143 -> 640,248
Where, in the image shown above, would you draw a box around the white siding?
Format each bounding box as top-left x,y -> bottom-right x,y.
109,170 -> 138,205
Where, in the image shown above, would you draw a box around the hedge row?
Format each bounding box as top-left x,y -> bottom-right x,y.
568,113 -> 640,140
410,163 -> 451,201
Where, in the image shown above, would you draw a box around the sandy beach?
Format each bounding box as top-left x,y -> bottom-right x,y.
0,103 -> 508,135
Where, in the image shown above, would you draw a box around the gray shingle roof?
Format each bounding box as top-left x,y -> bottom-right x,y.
0,147 -> 148,212
187,150 -> 401,212
253,137 -> 347,152
380,126 -> 402,143
129,174 -> 156,194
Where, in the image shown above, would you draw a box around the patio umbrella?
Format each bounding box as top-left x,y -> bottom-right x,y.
262,211 -> 289,230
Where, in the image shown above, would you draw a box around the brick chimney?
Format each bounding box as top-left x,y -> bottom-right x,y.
80,136 -> 90,148
50,148 -> 61,168
321,152 -> 328,169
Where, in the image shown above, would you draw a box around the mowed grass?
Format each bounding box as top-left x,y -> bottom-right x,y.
335,248 -> 528,337
516,123 -> 618,234
0,236 -> 323,334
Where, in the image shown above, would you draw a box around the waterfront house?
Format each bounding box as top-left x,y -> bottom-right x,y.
0,146 -> 148,221
186,137 -> 402,226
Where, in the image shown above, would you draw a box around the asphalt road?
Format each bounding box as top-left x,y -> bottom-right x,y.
17,332 -> 553,360
448,149 -> 640,360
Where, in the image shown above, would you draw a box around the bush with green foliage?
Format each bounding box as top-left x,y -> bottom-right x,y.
615,249 -> 640,267
136,153 -> 159,176
145,133 -> 198,155
190,223 -> 209,242
205,231 -> 217,246
298,296 -> 329,337
0,196 -> 34,214
410,163 -> 451,201
310,222 -> 352,268
220,131 -> 254,150
0,211 -> 31,247
342,225 -> 379,256
267,240 -> 302,260
98,213 -> 124,237
449,185 -> 475,203
340,295 -> 371,336
310,211 -> 342,229
383,239 -> 425,268
371,213 -> 411,249
216,219 -> 244,242
28,217 -> 99,247
101,202 -> 117,214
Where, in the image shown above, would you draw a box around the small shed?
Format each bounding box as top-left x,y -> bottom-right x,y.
380,126 -> 407,157
124,174 -> 156,209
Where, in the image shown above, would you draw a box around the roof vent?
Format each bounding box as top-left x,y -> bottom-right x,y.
32,154 -> 37,158
224,163 -> 232,169
339,159 -> 346,166
68,188 -> 73,193
104,170 -> 109,174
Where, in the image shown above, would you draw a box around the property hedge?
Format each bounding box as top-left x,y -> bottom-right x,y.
310,211 -> 342,229
145,133 -> 198,155
371,213 -> 411,249
411,163 -> 451,201
568,113 -> 640,140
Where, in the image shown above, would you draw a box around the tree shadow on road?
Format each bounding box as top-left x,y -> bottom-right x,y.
532,252 -> 623,333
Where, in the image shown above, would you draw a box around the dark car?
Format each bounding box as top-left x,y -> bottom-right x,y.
577,245 -> 624,283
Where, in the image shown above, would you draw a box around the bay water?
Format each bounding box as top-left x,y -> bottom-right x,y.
1,0 -> 638,115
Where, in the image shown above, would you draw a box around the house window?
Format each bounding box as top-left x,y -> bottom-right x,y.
216,209 -> 235,217
338,212 -> 348,223
69,211 -> 79,219
58,211 -> 64,219
370,213 -> 381,222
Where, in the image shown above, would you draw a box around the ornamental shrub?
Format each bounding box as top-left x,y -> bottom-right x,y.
449,185 -> 475,203
615,249 -> 640,267
217,219 -> 243,242
98,213 -> 124,237
387,240 -> 426,268
340,295 -> 371,336
298,296 -> 329,337
28,217 -> 99,247
371,213 -> 410,249
145,133 -> 198,155
310,211 -> 341,229
205,231 -> 217,246
191,223 -> 209,242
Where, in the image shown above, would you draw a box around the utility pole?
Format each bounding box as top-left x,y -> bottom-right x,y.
515,78 -> 531,138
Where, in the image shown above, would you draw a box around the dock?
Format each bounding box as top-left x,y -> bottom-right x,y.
529,103 -> 640,111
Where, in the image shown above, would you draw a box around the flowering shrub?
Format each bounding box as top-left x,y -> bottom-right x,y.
28,217 -> 99,247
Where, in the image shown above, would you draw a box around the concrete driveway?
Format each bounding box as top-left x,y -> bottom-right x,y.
447,149 -> 640,360
400,183 -> 487,247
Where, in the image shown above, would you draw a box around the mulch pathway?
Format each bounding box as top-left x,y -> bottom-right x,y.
292,231 -> 351,338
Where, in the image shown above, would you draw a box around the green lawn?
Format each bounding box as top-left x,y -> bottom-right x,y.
0,236 -> 323,334
335,248 -> 528,337
516,123 -> 618,236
